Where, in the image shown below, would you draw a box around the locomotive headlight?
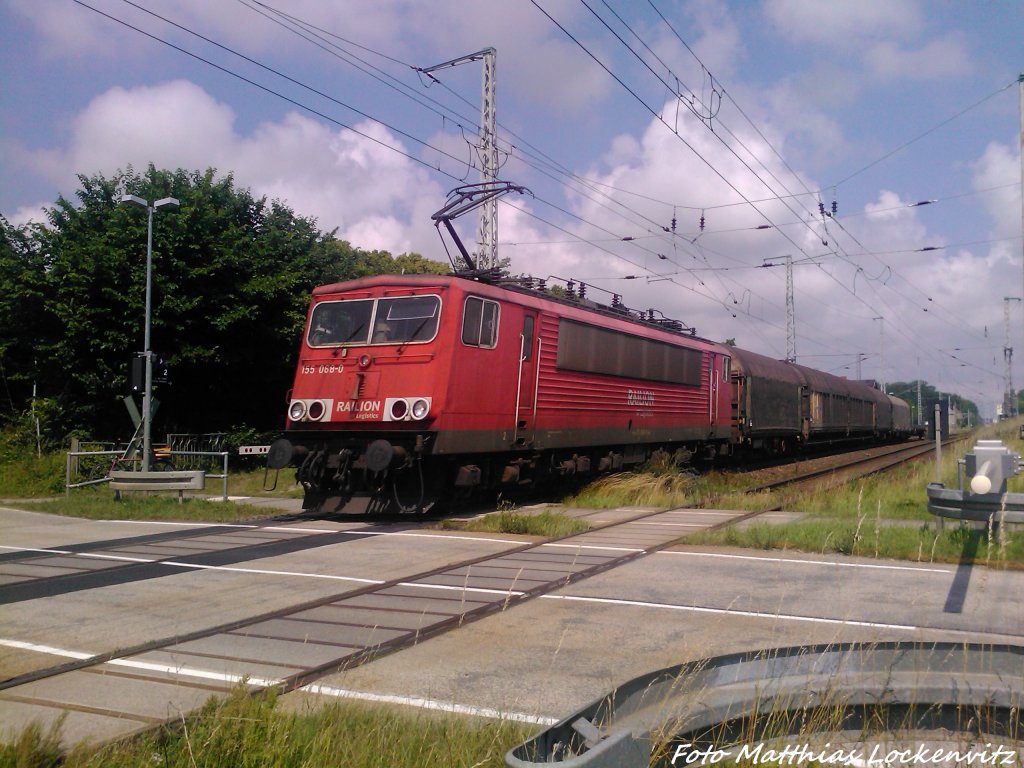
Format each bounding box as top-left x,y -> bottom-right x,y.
288,400 -> 306,421
390,399 -> 409,420
307,400 -> 326,421
411,398 -> 430,420
384,396 -> 429,421
359,354 -> 371,368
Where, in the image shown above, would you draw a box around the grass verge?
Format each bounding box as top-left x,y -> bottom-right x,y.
224,467 -> 304,499
685,518 -> 1024,568
565,421 -> 1024,567
684,421 -> 1024,567
437,508 -> 590,537
0,687 -> 532,768
0,452 -> 66,498
12,494 -> 279,523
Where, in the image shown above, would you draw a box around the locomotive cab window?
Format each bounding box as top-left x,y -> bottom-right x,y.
308,299 -> 374,347
307,295 -> 440,347
371,295 -> 440,344
462,297 -> 499,348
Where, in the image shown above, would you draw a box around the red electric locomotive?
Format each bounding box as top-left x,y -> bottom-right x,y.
266,184 -> 912,514
267,273 -> 733,512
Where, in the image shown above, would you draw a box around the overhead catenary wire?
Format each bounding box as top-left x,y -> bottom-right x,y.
74,0 -> 1011,404
540,0 -> 1011,387
236,0 -> 1008,383
76,0 -> 766,334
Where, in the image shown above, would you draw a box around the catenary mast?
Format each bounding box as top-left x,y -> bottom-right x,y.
419,48 -> 498,270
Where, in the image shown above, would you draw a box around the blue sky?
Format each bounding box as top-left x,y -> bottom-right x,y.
2,0 -> 1022,417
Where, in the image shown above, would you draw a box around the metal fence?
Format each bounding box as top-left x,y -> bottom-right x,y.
166,433 -> 226,471
65,449 -> 230,501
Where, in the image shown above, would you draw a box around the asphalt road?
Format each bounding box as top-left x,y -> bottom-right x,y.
0,501 -> 1020,747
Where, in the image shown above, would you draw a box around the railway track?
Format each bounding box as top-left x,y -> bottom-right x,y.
0,440 -> 947,745
696,438 -> 960,530
748,438 -> 959,495
0,505 -> 737,742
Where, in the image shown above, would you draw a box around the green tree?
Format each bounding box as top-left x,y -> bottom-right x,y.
0,214 -> 49,417
315,240 -> 449,280
7,165 -> 446,441
886,380 -> 980,427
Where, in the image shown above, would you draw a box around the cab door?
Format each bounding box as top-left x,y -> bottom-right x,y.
709,353 -> 719,424
514,312 -> 538,445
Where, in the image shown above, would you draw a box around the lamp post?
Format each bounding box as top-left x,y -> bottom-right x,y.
120,194 -> 179,471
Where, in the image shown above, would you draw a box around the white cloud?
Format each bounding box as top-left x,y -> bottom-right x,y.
762,0 -> 973,86
7,202 -> 51,228
863,35 -> 973,80
24,80 -> 447,257
681,0 -> 744,78
8,0 -> 139,57
763,0 -> 922,47
59,81 -> 237,179
971,141 -> 1022,240
10,0 -> 612,118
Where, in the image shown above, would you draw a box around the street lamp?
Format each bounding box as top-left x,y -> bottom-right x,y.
120,193 -> 179,471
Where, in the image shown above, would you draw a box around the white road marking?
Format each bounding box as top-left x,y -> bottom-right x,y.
659,550 -> 953,573
0,545 -> 73,555
0,638 -> 279,687
301,683 -> 559,725
0,638 -> 556,725
353,530 -> 523,545
397,581 -> 526,597
101,520 -> 263,529
0,545 -> 379,583
161,562 -> 385,584
541,594 -> 918,630
541,543 -> 645,552
0,638 -> 93,660
75,553 -> 161,563
109,658 -> 280,687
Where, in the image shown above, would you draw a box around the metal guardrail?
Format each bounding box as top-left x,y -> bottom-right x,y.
926,482 -> 1024,525
505,642 -> 1024,767
65,450 -> 229,501
110,470 -> 205,503
926,439 -> 1024,528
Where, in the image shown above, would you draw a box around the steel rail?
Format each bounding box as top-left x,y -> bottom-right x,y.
0,505 -> 678,692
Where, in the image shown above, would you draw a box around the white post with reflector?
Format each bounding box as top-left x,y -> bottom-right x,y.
965,440 -> 1020,496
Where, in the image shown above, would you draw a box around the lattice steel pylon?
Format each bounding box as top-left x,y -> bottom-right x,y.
784,255 -> 796,362
418,48 -> 498,270
477,49 -> 497,269
1004,297 -> 1021,417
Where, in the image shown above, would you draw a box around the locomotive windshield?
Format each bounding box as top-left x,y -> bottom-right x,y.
307,295 -> 440,347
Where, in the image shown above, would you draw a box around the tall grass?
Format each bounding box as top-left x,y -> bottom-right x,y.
560,421 -> 1024,566
0,453 -> 65,498
685,420 -> 1024,566
686,519 -> 1024,567
0,688 -> 532,768
565,450 -> 707,509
